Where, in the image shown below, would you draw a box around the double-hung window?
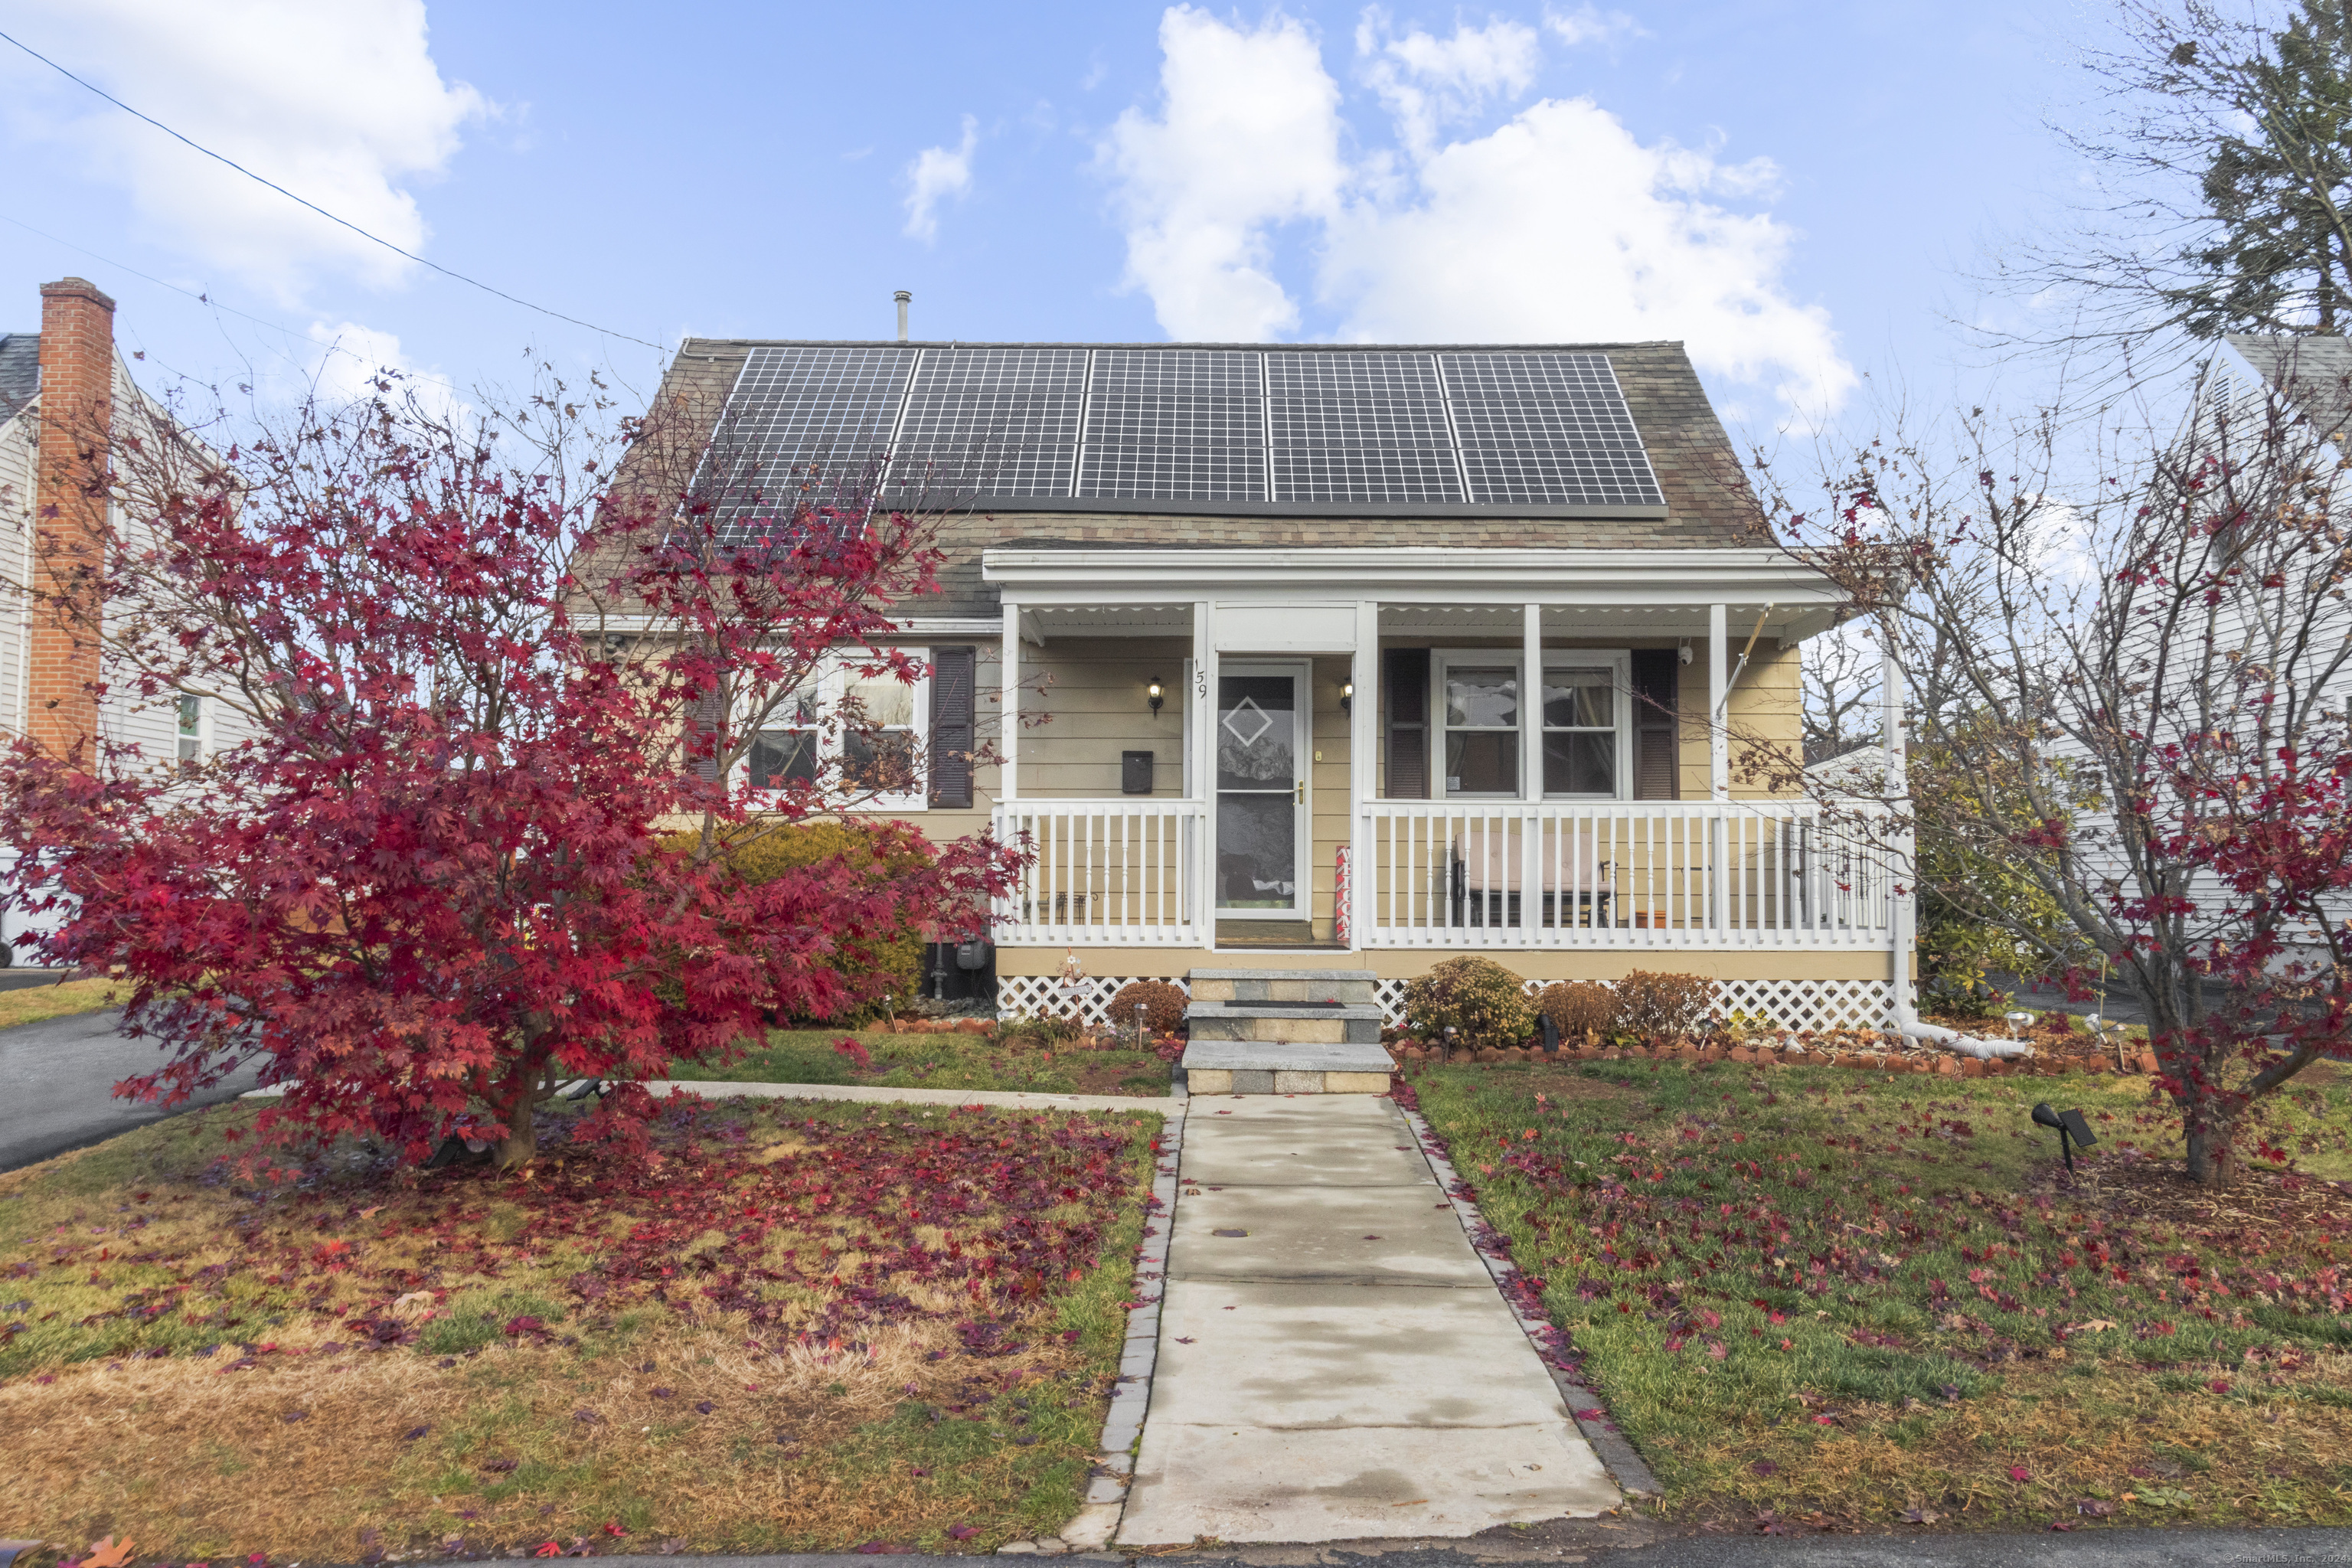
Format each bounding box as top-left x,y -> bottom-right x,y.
1439,662 -> 1521,796
1432,650 -> 1631,799
1540,656 -> 1627,797
176,694 -> 204,765
742,656 -> 930,808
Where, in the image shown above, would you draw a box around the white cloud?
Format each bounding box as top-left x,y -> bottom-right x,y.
903,116 -> 979,243
1096,5 -> 1856,421
1098,6 -> 1345,341
1357,10 -> 1540,158
1543,5 -> 1642,47
1,0 -> 485,302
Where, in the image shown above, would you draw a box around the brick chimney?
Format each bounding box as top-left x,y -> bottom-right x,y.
29,276 -> 115,762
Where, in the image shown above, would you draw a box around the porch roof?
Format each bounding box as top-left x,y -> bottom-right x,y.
982,546 -> 1844,644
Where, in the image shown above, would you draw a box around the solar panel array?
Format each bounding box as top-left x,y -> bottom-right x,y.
704,346 -> 914,541
701,345 -> 1663,522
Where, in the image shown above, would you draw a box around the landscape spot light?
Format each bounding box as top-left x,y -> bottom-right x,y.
2030,1102 -> 2099,1173
1147,678 -> 1165,717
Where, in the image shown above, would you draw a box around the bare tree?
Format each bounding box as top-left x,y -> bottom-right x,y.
1991,0 -> 2352,358
1802,622 -> 1883,765
1768,358 -> 2352,1185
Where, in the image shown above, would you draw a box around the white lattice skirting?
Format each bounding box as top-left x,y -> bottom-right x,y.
996,974 -> 1189,1028
1000,973 -> 1896,1034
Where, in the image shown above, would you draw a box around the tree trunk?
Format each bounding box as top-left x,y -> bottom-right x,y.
2184,1118 -> 2234,1187
493,1112 -> 537,1171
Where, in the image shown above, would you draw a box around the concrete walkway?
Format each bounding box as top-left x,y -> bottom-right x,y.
1116,1093 -> 1619,1546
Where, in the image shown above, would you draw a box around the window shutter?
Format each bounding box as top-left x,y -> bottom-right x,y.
1631,648 -> 1678,801
1385,647 -> 1429,800
686,687 -> 723,787
929,645 -> 976,808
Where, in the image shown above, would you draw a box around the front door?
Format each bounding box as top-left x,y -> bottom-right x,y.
1213,663 -> 1309,920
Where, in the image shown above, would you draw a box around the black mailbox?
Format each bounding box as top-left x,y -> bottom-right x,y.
1122,750 -> 1154,795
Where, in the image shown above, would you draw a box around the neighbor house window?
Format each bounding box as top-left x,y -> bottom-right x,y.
741,658 -> 929,808
177,694 -> 203,764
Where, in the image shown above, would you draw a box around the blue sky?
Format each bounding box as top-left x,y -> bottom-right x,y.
0,0 -> 2098,453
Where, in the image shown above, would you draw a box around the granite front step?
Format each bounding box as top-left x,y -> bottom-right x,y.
1185,1001 -> 1386,1046
1185,969 -> 1380,1005
1181,1038 -> 1396,1095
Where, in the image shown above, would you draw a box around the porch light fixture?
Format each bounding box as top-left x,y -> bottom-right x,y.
1147,678 -> 1165,717
2030,1102 -> 2099,1173
1341,681 -> 1354,714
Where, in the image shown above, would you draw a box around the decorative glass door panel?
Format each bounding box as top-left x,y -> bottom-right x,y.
1214,666 -> 1306,916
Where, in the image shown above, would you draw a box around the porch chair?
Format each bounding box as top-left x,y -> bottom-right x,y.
1447,827 -> 1614,929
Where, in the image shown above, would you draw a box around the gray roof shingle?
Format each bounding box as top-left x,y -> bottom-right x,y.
0,333 -> 38,423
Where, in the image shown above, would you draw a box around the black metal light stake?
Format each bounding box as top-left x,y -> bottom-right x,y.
2031,1102 -> 2101,1172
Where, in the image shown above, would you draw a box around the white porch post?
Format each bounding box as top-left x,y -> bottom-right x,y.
1708,602 -> 1728,935
1882,632 -> 1913,1017
1191,599 -> 1217,949
999,600 -> 1021,805
1350,599 -> 1380,949
1521,603 -> 1543,935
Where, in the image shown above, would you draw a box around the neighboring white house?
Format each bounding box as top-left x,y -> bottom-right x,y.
0,279 -> 253,962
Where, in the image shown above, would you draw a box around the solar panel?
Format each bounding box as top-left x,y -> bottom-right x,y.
888,347 -> 1088,500
703,345 -> 914,542
1439,351 -> 1664,508
1266,351 -> 1464,505
1078,348 -> 1266,502
696,343 -> 1668,520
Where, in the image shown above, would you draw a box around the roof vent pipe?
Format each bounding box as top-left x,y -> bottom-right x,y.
894,290 -> 911,342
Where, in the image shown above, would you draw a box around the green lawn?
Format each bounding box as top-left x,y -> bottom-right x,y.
1407,1057 -> 2352,1530
668,1029 -> 1173,1098
0,975 -> 122,1030
0,1093 -> 1162,1560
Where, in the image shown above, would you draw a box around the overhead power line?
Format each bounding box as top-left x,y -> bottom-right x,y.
1,211 -> 468,398
0,27 -> 668,354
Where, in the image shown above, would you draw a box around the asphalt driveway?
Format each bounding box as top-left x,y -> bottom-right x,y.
0,1007 -> 264,1171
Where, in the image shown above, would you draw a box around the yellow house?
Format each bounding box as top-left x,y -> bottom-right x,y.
636,338 -> 1909,1037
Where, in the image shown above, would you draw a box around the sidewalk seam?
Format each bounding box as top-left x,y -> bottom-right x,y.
1396,1099 -> 1662,1501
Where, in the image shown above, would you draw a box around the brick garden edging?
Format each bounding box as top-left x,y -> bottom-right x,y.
1392,1039 -> 2164,1080
1392,1086 -> 1662,1503
998,1083 -> 1187,1555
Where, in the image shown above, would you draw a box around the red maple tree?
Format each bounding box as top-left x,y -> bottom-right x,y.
1,370 -> 1019,1168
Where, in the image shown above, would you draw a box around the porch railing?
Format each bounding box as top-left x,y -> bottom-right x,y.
1359,799 -> 1893,949
992,799 -> 1205,947
987,797 -> 1893,950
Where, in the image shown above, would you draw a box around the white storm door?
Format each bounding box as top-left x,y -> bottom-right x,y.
1212,662 -> 1310,920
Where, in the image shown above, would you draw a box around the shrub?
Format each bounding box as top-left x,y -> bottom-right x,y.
1535,981 -> 1618,1040
999,1014 -> 1082,1048
1403,956 -> 1534,1047
1613,970 -> 1716,1040
1109,979 -> 1188,1035
658,822 -> 930,1025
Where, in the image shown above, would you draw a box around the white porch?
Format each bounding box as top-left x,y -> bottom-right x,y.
981,547 -> 1909,965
